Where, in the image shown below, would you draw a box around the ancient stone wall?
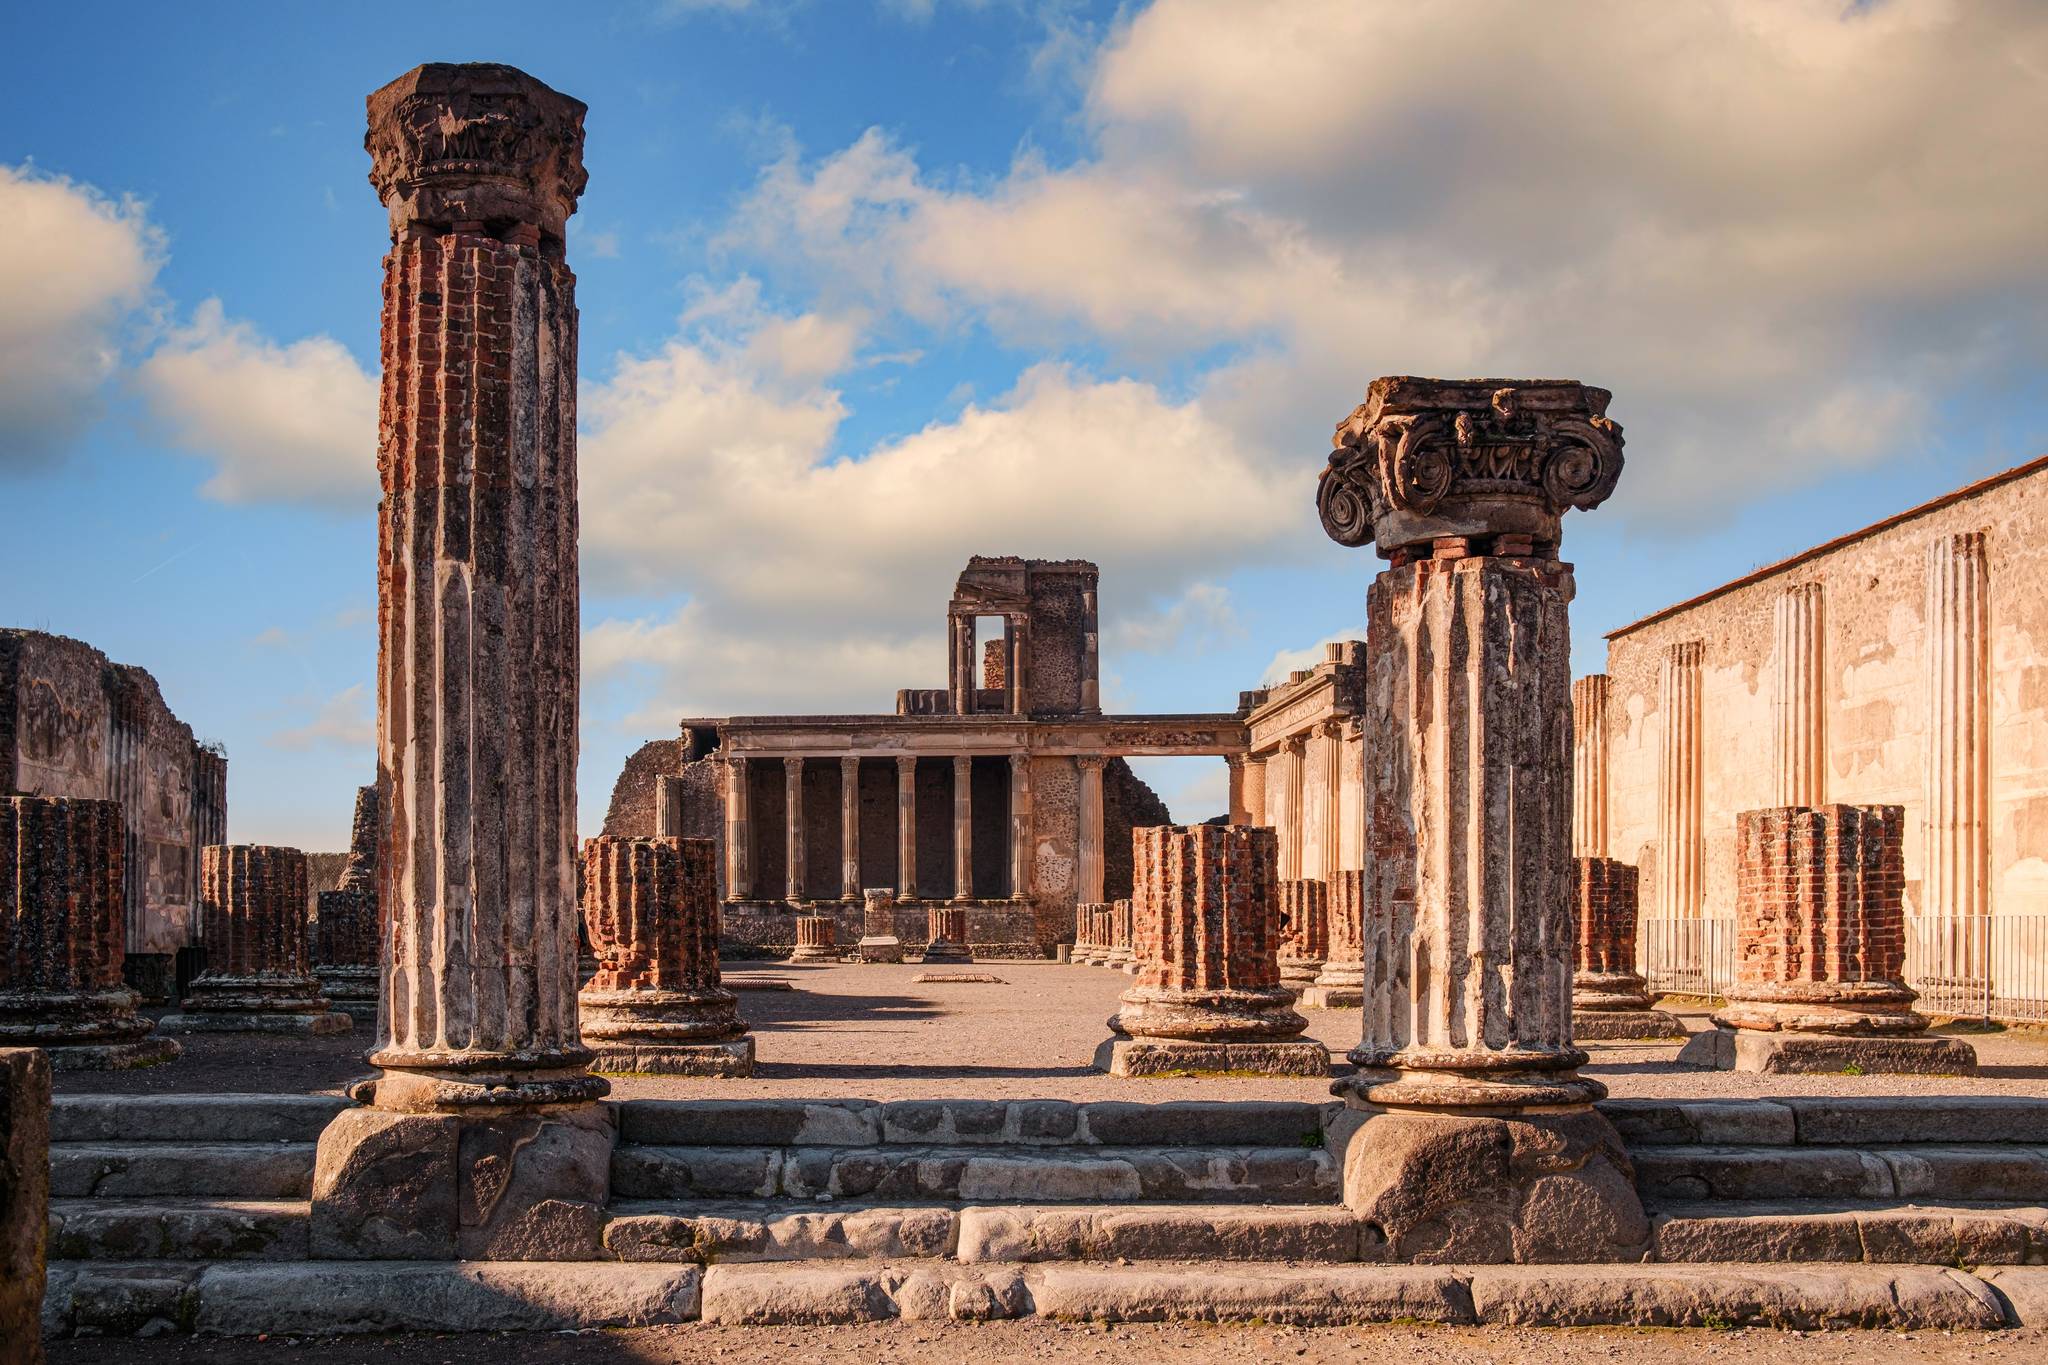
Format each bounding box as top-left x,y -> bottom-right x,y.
0,1047 -> 49,1357
601,739 -> 684,836
1026,567 -> 1089,715
1102,758 -> 1170,905
1734,804 -> 1906,988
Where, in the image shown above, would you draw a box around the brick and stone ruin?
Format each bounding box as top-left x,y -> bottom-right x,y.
1275,878 -> 1329,995
856,885 -> 903,962
1571,855 -> 1684,1040
160,845 -> 350,1036
920,906 -> 971,964
1304,866 -> 1368,1012
1,630 -> 226,1002
0,796 -> 178,1069
580,835 -> 751,1077
312,784 -> 380,1023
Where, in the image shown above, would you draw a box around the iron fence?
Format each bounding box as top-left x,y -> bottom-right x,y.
1905,914 -> 2048,1024
1640,916 -> 1737,1001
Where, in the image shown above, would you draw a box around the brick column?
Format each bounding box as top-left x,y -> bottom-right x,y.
1106,898 -> 1136,971
1318,376 -> 1646,1261
894,757 -> 918,903
1107,824 -> 1323,1076
839,756 -> 861,901
921,906 -> 971,963
314,64 -> 612,1265
1275,878 -> 1329,994
164,846 -> 348,1035
314,784 -> 381,1022
784,758 -> 807,903
1571,857 -> 1682,1040
858,886 -> 903,963
1687,804 -> 1976,1074
0,796 -> 176,1069
578,835 -> 749,1076
1076,757 -> 1106,908
1571,675 -> 1609,860
1657,641 -> 1705,920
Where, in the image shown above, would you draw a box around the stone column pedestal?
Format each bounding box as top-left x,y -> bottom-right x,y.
1276,878 -> 1329,996
1103,824 -> 1324,1077
162,845 -> 350,1035
1317,376 -> 1647,1264
1303,868 -> 1367,1011
921,906 -> 972,963
0,796 -> 178,1069
858,887 -> 903,963
313,784 -> 381,1024
579,836 -> 750,1077
1679,804 -> 1977,1075
1572,857 -> 1684,1040
790,915 -> 840,963
1106,898 -> 1136,972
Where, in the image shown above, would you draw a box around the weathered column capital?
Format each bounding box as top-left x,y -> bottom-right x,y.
365,63 -> 587,242
895,754 -> 918,773
1075,755 -> 1109,773
1318,377 -> 1623,556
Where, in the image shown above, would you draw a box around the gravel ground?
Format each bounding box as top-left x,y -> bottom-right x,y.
57,960 -> 2048,1103
43,1320 -> 2048,1364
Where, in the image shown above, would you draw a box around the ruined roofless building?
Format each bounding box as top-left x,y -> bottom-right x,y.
612,558 -> 1249,955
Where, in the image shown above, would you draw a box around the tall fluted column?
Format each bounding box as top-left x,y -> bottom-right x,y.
952,756 -> 974,900
725,756 -> 752,900
1008,753 -> 1032,901
1773,582 -> 1827,807
1571,675 -> 1609,859
895,757 -> 918,902
1225,754 -> 1251,825
953,616 -> 976,715
655,775 -> 684,840
1239,754 -> 1266,827
165,846 -> 348,1035
1318,376 -> 1646,1261
839,757 -> 861,901
1299,727 -> 1331,880
1076,756 -> 1107,909
315,64 -> 612,1264
1657,641 -> 1705,920
784,757 -> 806,903
1924,532 -> 1990,991
1278,737 -> 1307,880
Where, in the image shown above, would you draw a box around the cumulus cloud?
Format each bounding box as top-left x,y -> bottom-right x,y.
1260,629 -> 1366,686
0,164 -> 162,467
135,299 -> 378,507
267,684 -> 374,753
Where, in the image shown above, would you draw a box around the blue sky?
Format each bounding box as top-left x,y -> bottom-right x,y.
3,1 -> 2043,849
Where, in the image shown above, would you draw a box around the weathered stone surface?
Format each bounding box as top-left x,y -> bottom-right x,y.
2,1048 -> 49,1361
590,1037 -> 754,1077
50,1093 -> 349,1144
1276,879 -> 1328,990
309,1109 -> 459,1260
193,1260 -> 697,1335
1631,1145 -> 1893,1202
920,906 -> 972,963
50,1143 -> 315,1200
1029,1262 -> 1473,1326
1782,1095 -> 2048,1146
1678,1026 -> 1980,1075
790,915 -> 839,962
956,1203 -> 1361,1264
49,1199 -> 308,1262
1597,1098 -> 1797,1147
618,1098 -> 880,1148
700,1264 -> 898,1324
162,844 -> 350,1035
1102,1038 -> 1329,1078
1466,1263 -> 2005,1330
1570,857 -> 1682,1037
857,887 -> 903,963
1981,1266 -> 2048,1327
604,1202 -> 958,1263
1649,1202 -> 2046,1266
1304,869 -> 1368,1012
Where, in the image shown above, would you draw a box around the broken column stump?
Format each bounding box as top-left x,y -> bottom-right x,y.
790,915 -> 840,963
0,795 -> 178,1069
1302,868 -> 1367,1011
1072,902 -> 1106,965
1572,857 -> 1684,1040
1276,878 -> 1329,997
580,835 -> 751,1077
159,845 -> 350,1035
1321,377 -> 1648,1263
311,63 -> 615,1265
857,887 -> 904,963
1103,824 -> 1325,1077
313,784 -> 380,1024
1679,804 -> 1977,1075
1107,897 -> 1137,972
921,906 -> 972,963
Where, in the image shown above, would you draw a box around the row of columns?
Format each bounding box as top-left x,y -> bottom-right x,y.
1242,722 -> 1361,882
726,753 -> 1038,903
947,612 -> 1032,715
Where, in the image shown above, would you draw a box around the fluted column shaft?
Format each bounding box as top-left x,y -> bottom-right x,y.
784,758 -> 806,903
1076,757 -> 1107,908
725,757 -> 752,901
1657,641 -> 1705,920
895,757 -> 918,902
952,756 -> 973,899
1773,583 -> 1827,807
1925,534 -> 1990,931
1571,674 -> 1609,860
839,757 -> 861,901
579,836 -> 740,1044
1008,753 -> 1032,900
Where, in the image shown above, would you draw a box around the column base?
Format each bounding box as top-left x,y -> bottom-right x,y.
919,942 -> 973,964
0,987 -> 182,1068
312,1102 -> 615,1261
1337,1046 -> 1606,1109
589,1036 -> 753,1077
787,946 -> 843,964
315,969 -> 380,1025
1096,1037 -> 1330,1078
1278,959 -> 1323,994
1333,1104 -> 1650,1264
857,936 -> 904,963
1714,983 -> 1930,1036
1104,948 -> 1135,971
1675,1027 -> 1980,1075
1572,1008 -> 1688,1041
1112,984 -> 1308,1042
158,1010 -> 353,1036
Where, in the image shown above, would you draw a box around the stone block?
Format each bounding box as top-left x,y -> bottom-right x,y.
1026,1263 -> 1474,1326
2,1048 -> 50,1361
1630,1146 -> 1892,1202
1572,1009 -> 1687,1041
1467,1263 -> 2005,1330
591,1036 -> 754,1077
608,1145 -> 783,1200
1980,1267 -> 2048,1327
699,1264 -> 897,1324
50,1093 -> 350,1144
190,1261 -> 700,1335
955,1204 -> 1362,1264
1077,1100 -> 1329,1148
616,1098 -> 879,1147
310,1109 -> 459,1260
1784,1096 -> 2048,1146
50,1142 -> 315,1200
1599,1099 -> 1798,1147
48,1199 -> 309,1262
1679,1026 -> 1978,1075
1878,1146 -> 2048,1201
1099,1038 -> 1329,1078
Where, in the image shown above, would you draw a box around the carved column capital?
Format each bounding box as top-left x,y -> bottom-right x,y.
1075,755 -> 1109,773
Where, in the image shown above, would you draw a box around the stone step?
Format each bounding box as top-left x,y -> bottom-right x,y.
49,1199 -> 310,1261
51,1093 -> 352,1144
609,1142 -> 1339,1205
1648,1200 -> 2048,1264
50,1142 -> 317,1200
600,1200 -> 1362,1263
45,1259 -> 2037,1335
1603,1096 -> 2048,1148
615,1097 -> 1332,1149
1632,1143 -> 2048,1203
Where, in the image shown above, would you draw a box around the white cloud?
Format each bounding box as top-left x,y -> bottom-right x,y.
267,684 -> 374,753
1108,581 -> 1239,656
1260,629 -> 1366,687
136,299 -> 378,507
0,164 -> 162,465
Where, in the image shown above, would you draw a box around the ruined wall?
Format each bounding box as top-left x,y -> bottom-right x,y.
1026,568 -> 1090,715
602,738 -> 684,836
1102,758 -> 1170,905
1031,755 -> 1078,933
1605,460 -> 2048,921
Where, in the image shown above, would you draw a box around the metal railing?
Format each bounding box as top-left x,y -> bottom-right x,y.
1640,917 -> 1737,1001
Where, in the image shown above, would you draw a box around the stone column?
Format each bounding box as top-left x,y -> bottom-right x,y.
725,756 -> 752,900
314,784 -> 381,1023
1225,754 -> 1250,825
1007,753 -> 1032,901
839,757 -> 861,901
1571,675 -> 1609,860
0,795 -> 177,1069
951,756 -> 973,900
579,835 -> 749,1076
1571,857 -> 1683,1040
784,757 -> 806,904
953,615 -> 977,715
1076,756 -> 1107,908
314,64 -> 612,1265
1106,824 -> 1323,1077
1317,376 -> 1646,1262
1275,878 -> 1329,995
1339,720 -> 1367,873
894,757 -> 918,903
1006,616 -> 1027,715
1238,754 -> 1267,828
858,887 -> 903,963
1107,898 -> 1136,971
921,906 -> 972,963
1299,728 -> 1331,880
1310,867 -> 1370,1013
655,774 -> 685,840
1657,640 -> 1705,920
1073,901 -> 1102,964
1683,804 -> 1977,1075
1773,582 -> 1827,807
164,846 -> 349,1035
790,915 -> 838,963
1282,736 -> 1308,880
1924,532 -> 1990,990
